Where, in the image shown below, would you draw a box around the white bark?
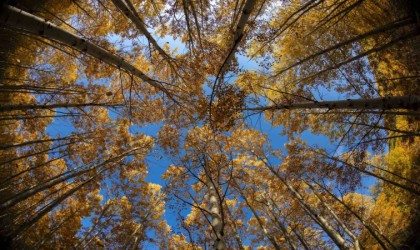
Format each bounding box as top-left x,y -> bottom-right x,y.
111,0 -> 171,61
265,200 -> 297,250
274,17 -> 415,76
244,198 -> 280,250
203,156 -> 226,249
234,185 -> 280,250
10,166 -> 107,240
225,205 -> 245,250
306,182 -> 361,250
260,159 -> 350,249
312,179 -> 393,250
0,148 -> 139,211
0,4 -> 172,97
75,203 -> 113,249
270,199 -> 311,250
208,183 -> 226,250
246,96 -> 420,111
0,102 -> 122,112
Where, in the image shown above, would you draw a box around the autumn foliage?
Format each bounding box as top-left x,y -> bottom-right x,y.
0,0 -> 419,249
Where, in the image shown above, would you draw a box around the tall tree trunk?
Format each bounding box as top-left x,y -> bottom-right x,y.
210,0 -> 257,113
217,0 -> 257,78
0,133 -> 90,150
1,153 -> 70,187
259,158 -> 350,249
0,148 -> 138,211
305,181 -> 361,250
203,156 -> 226,249
122,224 -> 144,250
75,202 -> 113,249
111,0 -> 172,62
315,150 -> 420,196
242,195 -> 280,250
274,16 -> 415,76
232,181 -> 281,250
224,204 -> 245,250
264,201 -> 297,250
270,199 -> 311,250
246,96 -> 420,112
0,4 -> 172,98
0,141 -> 74,166
9,166 -> 107,240
0,102 -> 122,112
310,178 -> 393,250
34,207 -> 82,249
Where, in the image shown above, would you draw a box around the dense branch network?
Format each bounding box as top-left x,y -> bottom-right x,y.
0,0 -> 419,249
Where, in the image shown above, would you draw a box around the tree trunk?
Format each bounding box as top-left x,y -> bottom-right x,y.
0,133 -> 89,150
0,148 -> 138,211
218,0 -> 256,77
246,96 -> 420,112
0,102 -> 122,112
274,16 -> 415,76
203,156 -> 226,249
0,4 -> 171,97
9,166 -> 107,240
35,207 -> 82,249
260,158 -> 350,249
1,153 -> 70,187
75,202 -> 112,249
111,0 -> 172,62
311,178 -> 393,250
315,150 -> 420,196
224,204 -> 245,250
265,201 -> 297,250
242,196 -> 280,250
232,182 -> 281,250
0,141 -> 74,166
305,181 -> 361,250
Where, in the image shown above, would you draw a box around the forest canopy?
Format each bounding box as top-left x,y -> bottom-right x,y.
0,0 -> 419,249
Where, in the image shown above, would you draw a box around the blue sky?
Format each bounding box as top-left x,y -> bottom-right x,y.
40,30 -> 379,248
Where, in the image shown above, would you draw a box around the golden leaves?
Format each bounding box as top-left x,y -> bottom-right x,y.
158,124 -> 180,153
0,0 -> 418,248
162,165 -> 185,180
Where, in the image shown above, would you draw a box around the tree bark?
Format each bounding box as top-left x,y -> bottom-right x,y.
270,199 -> 311,250
242,195 -> 280,250
9,166 -> 107,240
246,96 -> 420,111
224,203 -> 245,250
0,148 -> 139,211
259,158 -> 350,249
0,102 -> 122,112
75,202 -> 113,249
305,181 -> 361,250
232,182 -> 281,250
311,178 -> 393,250
34,207 -> 82,249
203,156 -> 226,249
0,141 -> 74,166
111,0 -> 172,62
315,150 -> 420,196
218,0 -> 256,77
265,201 -> 297,250
273,16 -> 415,76
0,4 -> 172,97
0,133 -> 89,150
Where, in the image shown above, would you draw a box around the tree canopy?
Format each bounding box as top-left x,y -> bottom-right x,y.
0,0 -> 419,249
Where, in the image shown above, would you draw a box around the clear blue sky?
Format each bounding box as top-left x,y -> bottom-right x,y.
42,31 -> 378,248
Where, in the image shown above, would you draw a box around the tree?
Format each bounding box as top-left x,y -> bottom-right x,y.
0,0 -> 419,248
